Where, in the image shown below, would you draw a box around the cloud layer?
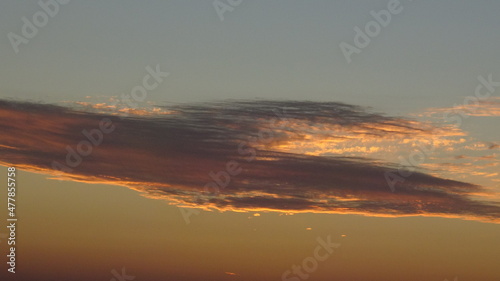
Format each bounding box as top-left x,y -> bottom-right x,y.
1,99 -> 499,223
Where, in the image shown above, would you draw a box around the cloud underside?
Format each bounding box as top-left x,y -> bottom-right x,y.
1,99 -> 499,223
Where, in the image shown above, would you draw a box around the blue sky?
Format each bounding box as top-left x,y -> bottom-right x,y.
1,0 -> 499,114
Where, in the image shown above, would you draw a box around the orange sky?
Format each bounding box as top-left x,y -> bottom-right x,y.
0,169 -> 499,281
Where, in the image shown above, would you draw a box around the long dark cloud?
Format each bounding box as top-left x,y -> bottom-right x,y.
1,99 -> 499,223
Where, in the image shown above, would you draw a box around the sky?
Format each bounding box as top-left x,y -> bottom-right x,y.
0,0 -> 499,280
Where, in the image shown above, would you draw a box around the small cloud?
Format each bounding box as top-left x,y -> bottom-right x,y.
253,213 -> 261,217
341,234 -> 347,237
422,97 -> 500,117
225,272 -> 238,276
306,227 -> 312,230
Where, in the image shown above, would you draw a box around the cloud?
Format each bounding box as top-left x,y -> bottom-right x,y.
421,97 -> 500,117
1,99 -> 499,223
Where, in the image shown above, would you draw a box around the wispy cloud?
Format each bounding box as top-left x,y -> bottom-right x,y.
1,99 -> 499,223
420,97 -> 500,117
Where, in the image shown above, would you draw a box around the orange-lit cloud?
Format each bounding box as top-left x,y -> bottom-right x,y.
0,99 -> 499,224
420,97 -> 500,117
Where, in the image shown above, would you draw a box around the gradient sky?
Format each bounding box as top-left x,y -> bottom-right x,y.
0,1 -> 499,280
